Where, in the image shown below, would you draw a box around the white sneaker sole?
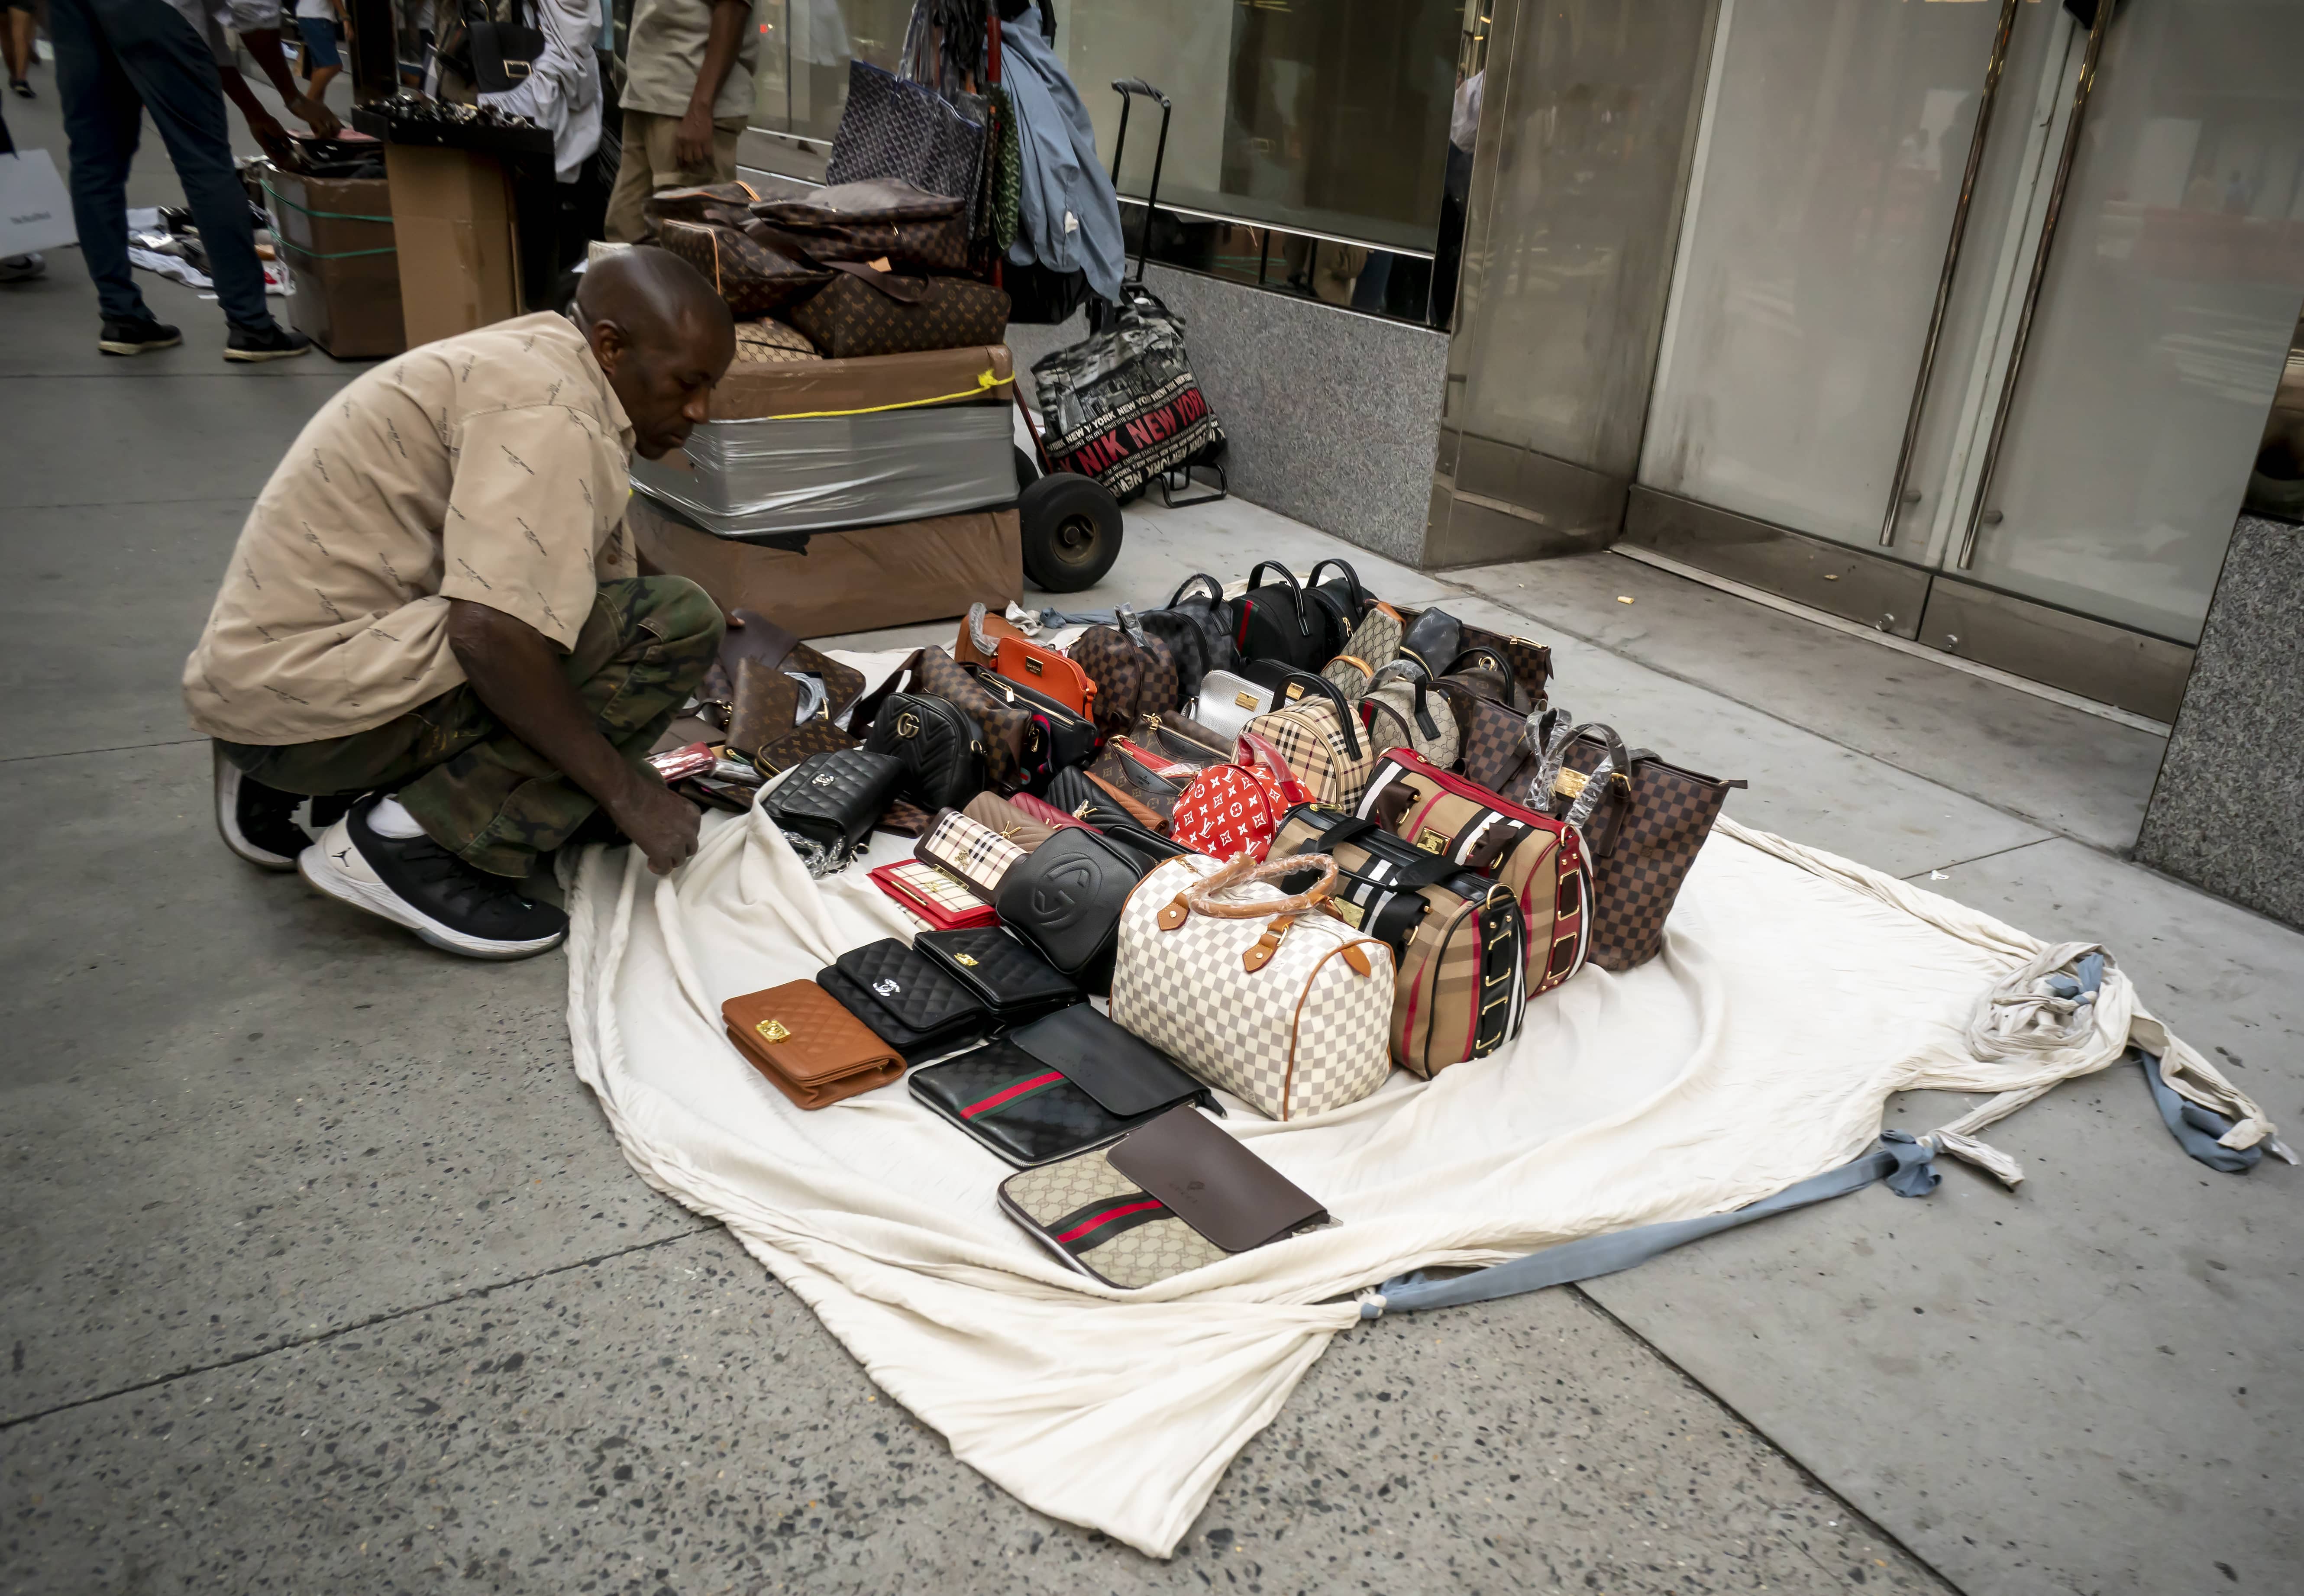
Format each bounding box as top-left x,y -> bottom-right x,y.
213,750 -> 301,871
297,834 -> 565,961
97,333 -> 183,355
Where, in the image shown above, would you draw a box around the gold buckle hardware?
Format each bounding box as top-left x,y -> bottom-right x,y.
1234,691 -> 1258,709
953,952 -> 979,966
756,1019 -> 792,1044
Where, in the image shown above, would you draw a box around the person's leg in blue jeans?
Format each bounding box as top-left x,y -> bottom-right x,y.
49,0 -> 295,342
46,0 -> 155,327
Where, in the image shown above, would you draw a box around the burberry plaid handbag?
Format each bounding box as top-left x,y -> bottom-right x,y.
1525,717 -> 1745,971
1237,668 -> 1376,809
1108,853 -> 1394,1122
917,808 -> 1031,900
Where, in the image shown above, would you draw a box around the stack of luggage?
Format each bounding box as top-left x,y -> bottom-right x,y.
675,560 -> 1748,1290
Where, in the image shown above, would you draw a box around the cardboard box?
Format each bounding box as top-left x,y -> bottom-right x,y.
262,165 -> 405,359
385,145 -> 521,348
629,494 -> 1022,638
711,344 -> 1015,421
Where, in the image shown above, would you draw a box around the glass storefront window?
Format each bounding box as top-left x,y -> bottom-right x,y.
748,0 -> 1463,253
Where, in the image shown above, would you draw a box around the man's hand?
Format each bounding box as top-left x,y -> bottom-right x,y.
673,103 -> 714,171
292,94 -> 342,139
613,775 -> 704,875
247,111 -> 298,168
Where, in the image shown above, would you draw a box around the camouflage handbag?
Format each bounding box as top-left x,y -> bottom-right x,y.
786,269 -> 1010,359
1525,715 -> 1744,971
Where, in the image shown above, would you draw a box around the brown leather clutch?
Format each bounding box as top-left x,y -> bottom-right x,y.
722,980 -> 905,1110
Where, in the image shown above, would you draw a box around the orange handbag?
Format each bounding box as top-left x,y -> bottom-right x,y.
965,604 -> 1098,719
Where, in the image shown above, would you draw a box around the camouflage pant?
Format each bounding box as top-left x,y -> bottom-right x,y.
219,577 -> 723,878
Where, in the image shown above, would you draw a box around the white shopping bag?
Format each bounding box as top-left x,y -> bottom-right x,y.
0,149 -> 78,256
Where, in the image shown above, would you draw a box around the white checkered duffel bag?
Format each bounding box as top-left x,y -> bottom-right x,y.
1109,853 -> 1395,1121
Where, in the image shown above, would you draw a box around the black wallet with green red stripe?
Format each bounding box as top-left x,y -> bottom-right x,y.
907,1005 -> 1214,1166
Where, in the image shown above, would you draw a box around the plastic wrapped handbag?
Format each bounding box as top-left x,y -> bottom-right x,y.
1168,731 -> 1312,863
1107,853 -> 1394,1121
1524,714 -> 1745,972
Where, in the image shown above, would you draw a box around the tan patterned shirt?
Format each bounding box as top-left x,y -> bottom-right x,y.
184,312 -> 638,745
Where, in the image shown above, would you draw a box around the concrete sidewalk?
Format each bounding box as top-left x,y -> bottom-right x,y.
3,81 -> 2298,1596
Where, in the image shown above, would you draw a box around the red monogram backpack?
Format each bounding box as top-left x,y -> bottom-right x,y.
1168,732 -> 1313,863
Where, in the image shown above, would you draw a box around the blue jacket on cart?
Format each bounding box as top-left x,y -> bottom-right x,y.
999,4 -> 1125,304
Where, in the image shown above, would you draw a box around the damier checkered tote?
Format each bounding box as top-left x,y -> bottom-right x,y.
1108,854 -> 1394,1121
1525,715 -> 1745,972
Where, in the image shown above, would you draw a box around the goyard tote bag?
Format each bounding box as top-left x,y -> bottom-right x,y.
1107,854 -> 1393,1121
824,60 -> 986,204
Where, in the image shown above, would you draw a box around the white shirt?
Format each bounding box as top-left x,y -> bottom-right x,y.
296,0 -> 339,20
161,0 -> 285,67
1449,70 -> 1484,153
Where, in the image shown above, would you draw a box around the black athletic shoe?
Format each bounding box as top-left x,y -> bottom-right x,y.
213,745 -> 311,870
10,79 -> 33,100
308,792 -> 356,831
224,321 -> 312,362
98,317 -> 183,356
299,795 -> 568,960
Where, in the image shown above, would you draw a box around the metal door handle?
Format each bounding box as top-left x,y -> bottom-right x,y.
1956,0 -> 2119,569
1877,0 -> 2022,547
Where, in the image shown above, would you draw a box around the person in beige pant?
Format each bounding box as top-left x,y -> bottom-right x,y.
604,0 -> 758,242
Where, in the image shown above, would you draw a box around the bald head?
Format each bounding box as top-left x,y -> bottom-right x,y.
574,246 -> 737,459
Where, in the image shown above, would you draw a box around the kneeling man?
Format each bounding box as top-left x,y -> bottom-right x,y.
185,249 -> 737,958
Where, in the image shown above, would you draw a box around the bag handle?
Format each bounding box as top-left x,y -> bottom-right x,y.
1527,714 -> 1632,827
1178,853 -> 1338,919
965,601 -> 998,660
1272,668 -> 1363,759
1243,561 -> 1311,637
1234,730 -> 1315,808
1165,572 -> 1227,609
1307,558 -> 1367,618
823,259 -> 931,302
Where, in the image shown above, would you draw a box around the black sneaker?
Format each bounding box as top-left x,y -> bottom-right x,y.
98,317 -> 183,356
213,745 -> 311,870
299,795 -> 568,959
224,321 -> 312,362
10,79 -> 32,100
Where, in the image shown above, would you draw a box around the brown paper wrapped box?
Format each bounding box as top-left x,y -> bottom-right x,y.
711,344 -> 1014,421
630,494 -> 1022,638
262,162 -> 405,359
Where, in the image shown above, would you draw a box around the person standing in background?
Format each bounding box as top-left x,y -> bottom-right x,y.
48,0 -> 332,358
5,0 -> 38,98
1429,65 -> 1480,330
292,0 -> 341,108
602,0 -> 756,242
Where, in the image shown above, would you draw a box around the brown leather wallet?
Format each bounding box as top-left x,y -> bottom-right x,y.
722,980 -> 905,1109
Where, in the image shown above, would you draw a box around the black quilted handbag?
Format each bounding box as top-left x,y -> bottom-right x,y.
764,749 -> 904,868
994,826 -> 1150,995
825,60 -> 986,204
863,692 -> 986,812
913,926 -> 1080,1027
817,938 -> 993,1060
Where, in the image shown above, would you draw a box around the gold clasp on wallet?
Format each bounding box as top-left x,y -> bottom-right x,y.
756,1019 -> 792,1044
953,952 -> 979,966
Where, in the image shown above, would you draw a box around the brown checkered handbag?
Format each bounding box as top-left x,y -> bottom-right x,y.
1525,715 -> 1744,971
787,269 -> 1011,359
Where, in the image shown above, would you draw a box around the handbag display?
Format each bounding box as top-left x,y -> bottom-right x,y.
1301,559 -> 1375,663
787,270 -> 1011,360
1525,716 -> 1745,972
1269,808 -> 1527,1078
916,808 -> 1030,899
727,656 -> 862,773
1167,731 -> 1312,863
965,668 -> 1097,791
747,177 -> 969,272
1319,603 -> 1404,698
965,604 -> 1098,719
993,824 -> 1151,995
1138,573 -> 1238,700
1069,607 -> 1182,738
959,791 -> 1068,853
912,1007 -> 1212,1169
656,219 -> 833,317
1232,562 -> 1326,672
1237,668 -> 1375,809
1435,668 -> 1531,793
913,927 -> 1082,1026
1359,663 -> 1461,771
863,691 -> 986,811
1129,709 -> 1232,771
826,60 -> 988,207
868,859 -> 998,930
1355,747 -> 1593,996
1108,854 -> 1394,1121
1395,607 -> 1464,683
997,1105 -> 1330,1288
763,748 -> 905,870
1085,739 -> 1190,828
699,608 -> 867,731
817,938 -> 995,1061
722,979 -> 905,1110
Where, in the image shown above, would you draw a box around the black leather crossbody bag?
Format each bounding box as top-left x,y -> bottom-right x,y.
764,749 -> 903,866
993,825 -> 1150,994
863,691 -> 985,811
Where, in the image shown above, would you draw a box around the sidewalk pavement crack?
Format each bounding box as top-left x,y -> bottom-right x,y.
1,737 -> 207,766
0,1223 -> 719,1433
1900,838 -> 2054,882
1427,567 -> 2111,860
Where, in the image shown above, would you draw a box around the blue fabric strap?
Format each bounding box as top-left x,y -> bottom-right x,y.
1361,1132 -> 1939,1320
2136,1047 -> 2262,1174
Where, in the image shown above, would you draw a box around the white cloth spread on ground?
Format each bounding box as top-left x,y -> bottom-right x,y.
563,753 -> 2256,1556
